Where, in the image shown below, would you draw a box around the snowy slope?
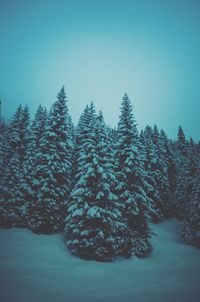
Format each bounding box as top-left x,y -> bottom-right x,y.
0,219 -> 200,302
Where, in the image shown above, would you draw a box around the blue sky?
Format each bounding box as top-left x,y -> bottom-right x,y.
0,0 -> 200,139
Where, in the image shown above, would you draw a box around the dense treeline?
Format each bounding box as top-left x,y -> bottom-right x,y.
0,88 -> 199,261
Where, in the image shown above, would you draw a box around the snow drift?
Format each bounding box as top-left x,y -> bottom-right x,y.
0,219 -> 200,302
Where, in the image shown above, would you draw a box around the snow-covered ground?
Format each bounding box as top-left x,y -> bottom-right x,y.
0,219 -> 200,302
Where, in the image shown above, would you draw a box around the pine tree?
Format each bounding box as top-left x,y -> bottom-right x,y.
72,103 -> 96,185
177,125 -> 187,156
0,99 -> 1,125
19,105 -> 30,160
7,105 -> 23,160
181,160 -> 200,248
173,126 -> 189,218
139,128 -> 163,222
6,104 -> 30,164
158,129 -> 176,216
65,106 -> 132,261
160,130 -> 177,196
19,105 -> 48,222
95,111 -> 132,259
0,120 -> 9,180
0,105 -> 30,227
66,103 -> 99,259
27,87 -> 73,233
0,153 -> 23,227
115,94 -> 152,257
147,125 -> 170,217
142,126 -> 163,221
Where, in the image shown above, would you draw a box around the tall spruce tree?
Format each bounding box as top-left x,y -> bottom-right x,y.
0,105 -> 30,227
65,106 -> 132,261
0,153 -> 23,227
177,126 -> 188,156
153,128 -> 174,216
0,119 -> 9,180
150,125 -> 171,217
19,105 -> 30,161
7,105 -> 23,160
115,94 -> 152,257
181,158 -> 200,248
160,129 -> 177,196
143,125 -> 165,221
27,87 -> 73,233
173,126 -> 189,218
139,128 -> 163,222
20,105 -> 48,223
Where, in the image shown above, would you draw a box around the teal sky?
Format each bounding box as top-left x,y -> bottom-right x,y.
0,0 -> 200,140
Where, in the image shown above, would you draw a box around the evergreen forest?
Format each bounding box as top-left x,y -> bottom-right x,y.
0,87 -> 199,262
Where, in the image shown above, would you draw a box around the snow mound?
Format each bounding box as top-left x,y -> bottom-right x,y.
0,219 -> 200,302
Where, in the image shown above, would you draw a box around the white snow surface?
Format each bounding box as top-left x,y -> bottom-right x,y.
0,219 -> 200,302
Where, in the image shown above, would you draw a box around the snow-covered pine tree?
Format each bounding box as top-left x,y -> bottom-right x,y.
181,158 -> 200,248
143,125 -> 164,222
95,111 -> 133,259
173,126 -> 189,218
66,103 -> 100,259
115,94 -> 152,257
66,113 -> 76,188
0,105 -> 30,227
7,105 -> 23,161
177,126 -> 188,156
5,104 -> 30,166
139,128 -> 163,222
158,128 -> 176,216
180,137 -> 199,219
29,105 -> 48,160
20,105 -> 48,223
73,103 -> 99,186
65,106 -> 132,261
184,138 -> 198,191
0,99 -> 1,123
148,125 -> 171,217
19,105 -> 31,161
0,100 -> 8,179
0,119 -> 9,180
27,87 -> 73,233
106,125 -> 118,147
0,153 -> 23,227
160,129 -> 177,196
